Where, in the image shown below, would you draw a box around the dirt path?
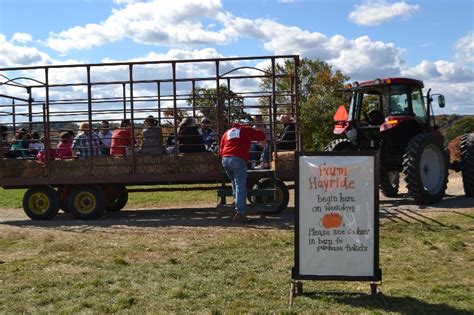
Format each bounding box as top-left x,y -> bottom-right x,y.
0,172 -> 472,234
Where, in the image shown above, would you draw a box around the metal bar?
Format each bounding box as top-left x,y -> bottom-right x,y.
157,81 -> 161,123
122,83 -> 127,120
129,64 -> 136,175
0,55 -> 299,72
86,66 -> 94,174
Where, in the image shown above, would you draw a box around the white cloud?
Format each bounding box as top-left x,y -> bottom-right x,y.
47,0 -> 230,53
348,1 -> 420,26
0,35 -> 51,67
11,32 -> 33,44
453,32 -> 474,64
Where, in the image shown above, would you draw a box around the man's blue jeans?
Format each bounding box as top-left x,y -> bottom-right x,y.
222,156 -> 248,214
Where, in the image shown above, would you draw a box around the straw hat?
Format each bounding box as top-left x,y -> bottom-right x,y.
79,122 -> 89,131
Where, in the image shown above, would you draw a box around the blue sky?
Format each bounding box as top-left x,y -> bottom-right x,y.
0,0 -> 473,114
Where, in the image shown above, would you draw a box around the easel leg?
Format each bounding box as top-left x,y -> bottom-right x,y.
288,280 -> 303,308
370,282 -> 390,311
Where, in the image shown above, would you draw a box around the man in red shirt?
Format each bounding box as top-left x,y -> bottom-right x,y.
220,122 -> 265,222
110,119 -> 133,155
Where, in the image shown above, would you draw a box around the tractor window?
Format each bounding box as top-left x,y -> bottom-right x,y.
411,89 -> 427,123
389,88 -> 409,115
358,93 -> 382,125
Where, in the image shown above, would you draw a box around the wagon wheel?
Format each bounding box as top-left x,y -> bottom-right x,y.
68,185 -> 106,220
22,186 -> 60,220
251,178 -> 289,214
103,185 -> 129,212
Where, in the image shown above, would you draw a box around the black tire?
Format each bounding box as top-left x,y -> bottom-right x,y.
68,185 -> 106,220
460,133 -> 474,197
104,185 -> 129,212
251,178 -> 289,214
22,186 -> 60,220
403,133 -> 448,204
324,139 -> 356,152
380,170 -> 399,197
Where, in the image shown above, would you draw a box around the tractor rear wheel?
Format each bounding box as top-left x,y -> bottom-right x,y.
380,170 -> 399,197
324,139 -> 355,152
403,133 -> 448,204
460,133 -> 474,197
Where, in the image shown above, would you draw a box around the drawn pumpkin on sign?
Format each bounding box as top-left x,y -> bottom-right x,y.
321,213 -> 343,229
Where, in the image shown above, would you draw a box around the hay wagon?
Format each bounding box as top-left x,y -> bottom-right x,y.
0,55 -> 300,220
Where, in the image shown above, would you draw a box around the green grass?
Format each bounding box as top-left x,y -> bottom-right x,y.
0,211 -> 473,313
0,186 -> 218,209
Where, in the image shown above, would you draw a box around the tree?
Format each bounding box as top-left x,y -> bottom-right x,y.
186,85 -> 251,124
442,116 -> 474,143
260,58 -> 349,151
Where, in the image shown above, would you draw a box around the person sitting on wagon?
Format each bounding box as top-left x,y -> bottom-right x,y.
98,120 -> 113,156
36,137 -> 57,162
110,119 -> 133,156
57,131 -> 73,159
72,122 -> 102,159
5,128 -> 30,159
200,117 -> 216,152
28,131 -> 43,156
140,115 -> 165,155
177,117 -> 206,153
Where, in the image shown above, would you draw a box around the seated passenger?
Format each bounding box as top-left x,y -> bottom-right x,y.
200,117 -> 216,152
177,117 -> 205,153
110,119 -> 133,156
28,131 -> 43,156
72,122 -> 102,159
141,115 -> 165,155
98,120 -> 113,156
6,136 -> 28,158
57,132 -> 73,159
276,114 -> 296,150
36,137 -> 57,162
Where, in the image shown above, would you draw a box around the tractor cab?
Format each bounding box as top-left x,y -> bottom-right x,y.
333,78 -> 446,154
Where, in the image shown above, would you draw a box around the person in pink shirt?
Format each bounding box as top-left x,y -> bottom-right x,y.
56,131 -> 73,159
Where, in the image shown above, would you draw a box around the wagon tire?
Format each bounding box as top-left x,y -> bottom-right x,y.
251,178 -> 289,214
22,186 -> 60,220
68,185 -> 106,220
403,133 -> 448,204
104,185 -> 129,212
460,133 -> 474,197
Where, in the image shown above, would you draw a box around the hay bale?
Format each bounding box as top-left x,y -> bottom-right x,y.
272,151 -> 295,176
177,152 -> 219,173
0,159 -> 46,178
50,159 -> 90,177
135,154 -> 175,175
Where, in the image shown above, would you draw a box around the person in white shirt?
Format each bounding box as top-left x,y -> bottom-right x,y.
98,120 -> 113,156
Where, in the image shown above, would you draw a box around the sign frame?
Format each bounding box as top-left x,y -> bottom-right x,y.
292,151 -> 382,282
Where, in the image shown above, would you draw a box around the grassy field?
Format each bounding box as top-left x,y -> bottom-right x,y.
0,186 -> 217,209
0,208 -> 473,313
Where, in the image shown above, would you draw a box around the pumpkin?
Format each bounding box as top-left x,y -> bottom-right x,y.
321,213 -> 343,229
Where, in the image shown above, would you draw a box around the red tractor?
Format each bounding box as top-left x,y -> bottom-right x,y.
325,77 -> 473,204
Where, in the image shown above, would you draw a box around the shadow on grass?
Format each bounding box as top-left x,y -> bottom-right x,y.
300,291 -> 471,314
0,206 -> 296,231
